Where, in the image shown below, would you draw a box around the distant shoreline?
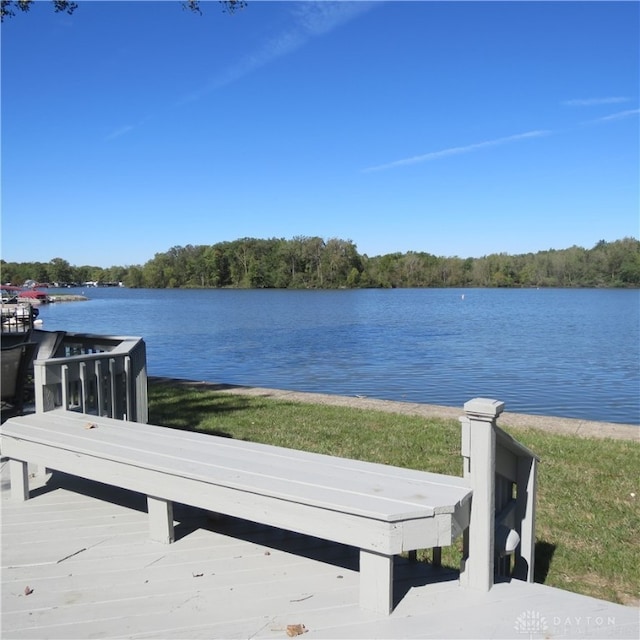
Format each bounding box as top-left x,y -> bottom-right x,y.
149,377 -> 640,441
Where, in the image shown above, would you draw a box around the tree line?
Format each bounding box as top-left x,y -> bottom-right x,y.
2,236 -> 639,290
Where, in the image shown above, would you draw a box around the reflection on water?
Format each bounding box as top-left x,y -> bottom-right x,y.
37,287 -> 640,425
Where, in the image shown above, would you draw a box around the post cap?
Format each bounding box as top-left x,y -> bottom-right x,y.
463,397 -> 505,418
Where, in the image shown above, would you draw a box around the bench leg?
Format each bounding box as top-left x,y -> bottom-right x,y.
147,496 -> 174,544
359,549 -> 394,615
9,459 -> 29,502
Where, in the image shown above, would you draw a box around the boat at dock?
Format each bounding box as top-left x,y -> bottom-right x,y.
1,286 -> 47,333
1,285 -> 50,304
1,302 -> 39,332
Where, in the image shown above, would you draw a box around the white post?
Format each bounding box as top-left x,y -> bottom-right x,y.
34,362 -> 45,413
459,398 -> 504,591
10,459 -> 29,502
147,496 -> 174,544
359,550 -> 394,615
61,364 -> 70,410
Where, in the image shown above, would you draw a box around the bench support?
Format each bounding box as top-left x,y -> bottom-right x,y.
147,496 -> 174,544
9,459 -> 29,502
359,549 -> 394,615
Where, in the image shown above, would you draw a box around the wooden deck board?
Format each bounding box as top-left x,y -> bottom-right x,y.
2,463 -> 638,639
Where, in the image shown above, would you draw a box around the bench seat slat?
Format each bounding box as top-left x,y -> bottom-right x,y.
0,412 -> 471,523
22,411 -> 469,488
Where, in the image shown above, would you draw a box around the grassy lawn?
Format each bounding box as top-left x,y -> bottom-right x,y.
148,380 -> 639,607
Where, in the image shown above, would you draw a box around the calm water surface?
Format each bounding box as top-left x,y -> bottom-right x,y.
36,288 -> 639,425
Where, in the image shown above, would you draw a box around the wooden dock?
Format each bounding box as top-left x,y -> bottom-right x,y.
2,461 -> 638,639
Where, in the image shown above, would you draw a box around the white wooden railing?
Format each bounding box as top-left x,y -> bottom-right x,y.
33,332 -> 148,423
459,398 -> 538,590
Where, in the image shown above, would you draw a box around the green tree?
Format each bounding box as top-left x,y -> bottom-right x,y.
1,0 -> 245,21
48,257 -> 72,285
346,267 -> 360,288
1,0 -> 77,21
616,238 -> 640,284
124,266 -> 145,288
321,238 -> 361,287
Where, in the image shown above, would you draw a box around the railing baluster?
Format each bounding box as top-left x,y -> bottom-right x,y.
124,355 -> 132,421
61,364 -> 70,410
80,361 -> 88,414
95,359 -> 103,416
108,357 -> 116,418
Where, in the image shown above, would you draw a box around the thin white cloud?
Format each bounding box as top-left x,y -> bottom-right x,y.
562,97 -> 631,107
587,108 -> 640,123
105,125 -> 135,141
292,1 -> 374,36
362,130 -> 551,173
181,1 -> 377,103
362,101 -> 639,173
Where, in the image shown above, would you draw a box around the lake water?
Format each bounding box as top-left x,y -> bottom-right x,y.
35,287 -> 639,425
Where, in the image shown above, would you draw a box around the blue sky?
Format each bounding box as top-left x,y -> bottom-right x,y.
2,1 -> 638,268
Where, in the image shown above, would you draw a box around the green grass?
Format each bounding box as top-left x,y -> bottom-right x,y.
148,381 -> 640,606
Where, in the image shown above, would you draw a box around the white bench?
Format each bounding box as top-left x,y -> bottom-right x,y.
1,409 -> 473,615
